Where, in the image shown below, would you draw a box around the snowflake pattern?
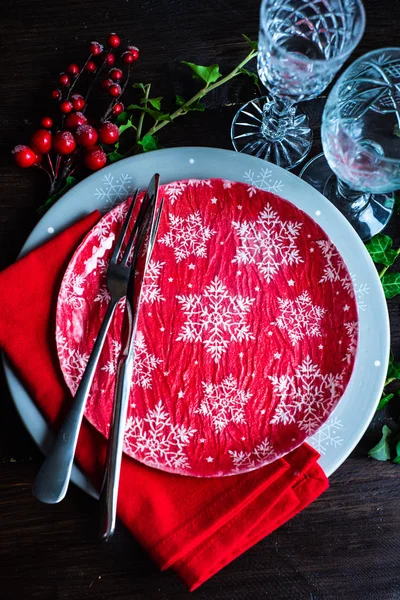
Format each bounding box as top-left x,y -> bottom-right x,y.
343,321 -> 358,365
309,417 -> 344,455
163,181 -> 187,205
124,400 -> 196,469
132,332 -> 162,388
229,438 -> 275,471
63,349 -> 90,395
159,211 -> 216,262
232,203 -> 303,282
55,324 -> 69,353
142,260 -> 165,304
94,285 -> 111,304
197,375 -> 252,433
269,356 -> 343,435
58,269 -> 86,310
176,277 -> 255,363
272,291 -> 326,346
243,168 -> 284,197
100,340 -> 122,375
94,173 -> 134,208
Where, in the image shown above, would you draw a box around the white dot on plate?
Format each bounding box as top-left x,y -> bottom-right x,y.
315,210 -> 321,216
47,226 -> 55,234
189,158 -> 195,164
374,360 -> 381,367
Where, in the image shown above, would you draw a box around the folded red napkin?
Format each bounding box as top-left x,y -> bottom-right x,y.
0,212 -> 328,590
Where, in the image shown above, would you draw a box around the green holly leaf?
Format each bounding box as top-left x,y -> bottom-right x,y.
108,151 -> 125,164
381,272 -> 400,298
138,134 -> 160,152
127,104 -> 171,122
238,67 -> 259,85
141,96 -> 163,110
37,176 -> 77,215
377,392 -> 395,410
393,439 -> 400,464
242,34 -> 258,51
175,95 -> 205,112
182,61 -> 222,85
368,425 -> 392,461
365,234 -> 398,267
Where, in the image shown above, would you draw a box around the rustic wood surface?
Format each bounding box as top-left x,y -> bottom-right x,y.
1,0 -> 400,598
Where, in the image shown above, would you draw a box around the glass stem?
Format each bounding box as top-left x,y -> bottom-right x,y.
261,97 -> 295,142
329,177 -> 371,215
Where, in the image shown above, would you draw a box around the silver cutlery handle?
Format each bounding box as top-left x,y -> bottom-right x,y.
32,300 -> 118,504
99,354 -> 133,540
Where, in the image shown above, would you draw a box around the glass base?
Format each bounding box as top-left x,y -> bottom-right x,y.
231,96 -> 313,170
300,153 -> 395,241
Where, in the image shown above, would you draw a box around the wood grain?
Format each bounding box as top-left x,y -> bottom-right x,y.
1,0 -> 400,598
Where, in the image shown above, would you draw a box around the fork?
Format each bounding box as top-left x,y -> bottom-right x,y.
33,186 -> 145,504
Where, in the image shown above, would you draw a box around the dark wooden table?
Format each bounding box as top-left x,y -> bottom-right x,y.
1,1 -> 400,598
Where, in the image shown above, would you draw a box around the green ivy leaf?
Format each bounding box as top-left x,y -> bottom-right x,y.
368,425 -> 392,461
386,355 -> 400,383
182,61 -> 222,85
132,82 -> 146,93
138,134 -> 160,152
119,120 -> 135,136
116,111 -> 130,126
108,151 -> 125,164
127,104 -> 171,122
175,95 -> 205,112
238,67 -> 259,85
141,96 -> 163,110
381,272 -> 400,299
242,34 -> 258,51
365,234 -> 398,267
393,439 -> 400,464
377,392 -> 395,410
37,176 -> 77,215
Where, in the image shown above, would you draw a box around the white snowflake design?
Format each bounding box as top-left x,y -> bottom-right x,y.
243,168 -> 284,197
100,340 -> 122,376
132,332 -> 162,389
229,438 -> 275,471
269,356 -> 344,435
272,291 -> 326,346
176,277 -> 255,363
317,240 -> 369,311
159,210 -> 216,263
342,321 -> 358,365
197,375 -> 252,433
55,324 -> 69,353
94,285 -> 111,304
58,269 -> 86,310
142,260 -> 165,304
187,178 -> 212,187
232,203 -> 303,283
94,173 -> 134,208
124,400 -> 196,469
163,181 -> 187,205
63,349 -> 90,395
309,417 -> 344,455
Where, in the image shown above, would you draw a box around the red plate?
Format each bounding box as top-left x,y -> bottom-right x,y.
56,178 -> 358,476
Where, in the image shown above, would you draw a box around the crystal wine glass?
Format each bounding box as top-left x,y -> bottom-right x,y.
231,0 -> 366,170
300,48 -> 400,241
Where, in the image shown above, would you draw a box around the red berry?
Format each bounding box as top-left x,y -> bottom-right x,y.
41,116 -> 53,129
84,147 -> 107,170
105,53 -> 115,66
75,124 -> 98,148
85,61 -> 97,73
51,89 -> 61,100
34,152 -> 43,164
64,111 -> 88,130
109,68 -> 123,81
59,73 -> 70,87
89,41 -> 103,55
59,100 -> 73,114
30,129 -> 52,154
53,131 -> 76,155
112,102 -> 124,116
101,78 -> 113,91
98,121 -> 119,145
121,51 -> 134,64
127,46 -> 139,60
67,63 -> 79,76
12,145 -> 37,168
108,83 -> 121,97
107,33 -> 121,48
71,94 -> 85,111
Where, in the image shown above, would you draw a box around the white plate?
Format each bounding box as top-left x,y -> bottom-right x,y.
3,147 -> 390,497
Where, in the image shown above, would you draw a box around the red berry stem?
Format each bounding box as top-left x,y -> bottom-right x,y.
37,163 -> 54,186
83,49 -> 112,107
102,64 -> 132,121
46,153 -> 55,178
67,54 -> 93,100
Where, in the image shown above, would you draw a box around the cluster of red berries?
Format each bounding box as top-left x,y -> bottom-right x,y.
12,33 -> 139,174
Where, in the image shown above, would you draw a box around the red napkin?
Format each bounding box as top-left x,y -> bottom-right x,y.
0,212 -> 328,591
